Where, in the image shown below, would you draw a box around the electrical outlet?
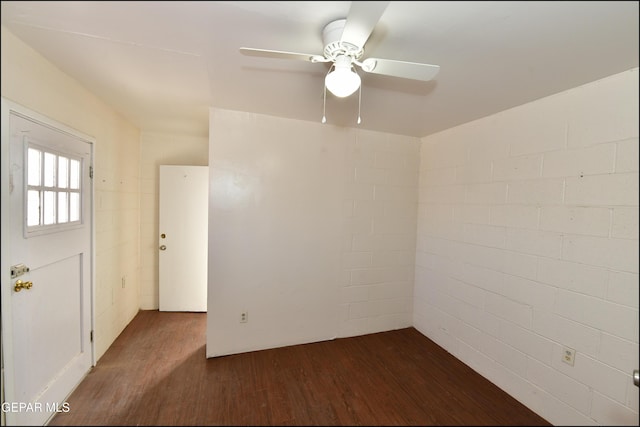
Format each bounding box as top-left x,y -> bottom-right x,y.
561,346 -> 575,366
240,311 -> 248,323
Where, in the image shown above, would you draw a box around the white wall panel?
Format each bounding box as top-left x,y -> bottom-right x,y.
415,68 -> 639,425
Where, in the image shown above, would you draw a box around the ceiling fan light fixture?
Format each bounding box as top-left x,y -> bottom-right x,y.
240,2 -> 441,119
325,56 -> 361,98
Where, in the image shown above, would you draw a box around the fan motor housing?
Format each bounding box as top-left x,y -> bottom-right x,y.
322,19 -> 364,61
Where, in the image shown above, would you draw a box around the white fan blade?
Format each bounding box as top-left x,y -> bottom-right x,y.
239,47 -> 327,63
340,1 -> 390,48
361,58 -> 440,81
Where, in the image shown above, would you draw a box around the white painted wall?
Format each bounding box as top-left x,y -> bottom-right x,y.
414,68 -> 639,426
1,26 -> 141,360
339,122 -> 419,337
139,131 -> 208,309
207,108 -> 419,357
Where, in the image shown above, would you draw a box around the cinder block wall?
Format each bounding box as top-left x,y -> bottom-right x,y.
414,68 -> 638,426
207,109 -> 419,357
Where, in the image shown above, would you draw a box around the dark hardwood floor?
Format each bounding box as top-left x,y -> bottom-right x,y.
49,310 -> 551,426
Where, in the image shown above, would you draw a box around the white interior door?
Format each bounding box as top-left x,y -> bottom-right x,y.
1,101 -> 93,426
159,165 -> 208,312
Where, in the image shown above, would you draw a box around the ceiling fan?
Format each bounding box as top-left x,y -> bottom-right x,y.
239,1 -> 440,123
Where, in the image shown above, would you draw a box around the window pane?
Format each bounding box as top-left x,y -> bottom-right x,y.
58,192 -> 69,223
43,191 -> 56,225
58,156 -> 69,189
70,192 -> 80,222
27,190 -> 41,227
26,148 -> 84,233
70,159 -> 80,190
28,148 -> 41,186
44,152 -> 56,187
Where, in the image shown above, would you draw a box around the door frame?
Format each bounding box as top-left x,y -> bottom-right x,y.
1,98 -> 96,421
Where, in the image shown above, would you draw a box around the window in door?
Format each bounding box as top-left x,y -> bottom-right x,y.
26,143 -> 83,235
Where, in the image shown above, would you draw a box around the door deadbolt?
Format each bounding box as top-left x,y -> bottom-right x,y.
14,280 -> 33,292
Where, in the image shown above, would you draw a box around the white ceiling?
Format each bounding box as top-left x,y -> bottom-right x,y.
1,1 -> 638,138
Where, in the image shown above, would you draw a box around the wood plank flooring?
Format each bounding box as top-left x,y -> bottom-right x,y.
49,310 -> 551,426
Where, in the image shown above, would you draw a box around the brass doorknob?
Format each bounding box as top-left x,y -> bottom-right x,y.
14,280 -> 33,292
159,245 -> 167,251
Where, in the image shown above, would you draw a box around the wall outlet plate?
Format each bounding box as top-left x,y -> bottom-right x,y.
562,346 -> 575,366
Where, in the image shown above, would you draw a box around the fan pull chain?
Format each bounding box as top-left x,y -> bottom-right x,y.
357,83 -> 362,125
322,82 -> 327,124
322,65 -> 333,124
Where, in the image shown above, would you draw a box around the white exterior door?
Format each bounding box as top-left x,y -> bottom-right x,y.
1,101 -> 93,426
158,165 -> 208,312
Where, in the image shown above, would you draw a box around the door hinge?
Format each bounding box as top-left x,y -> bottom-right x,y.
89,166 -> 94,179
90,330 -> 94,342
